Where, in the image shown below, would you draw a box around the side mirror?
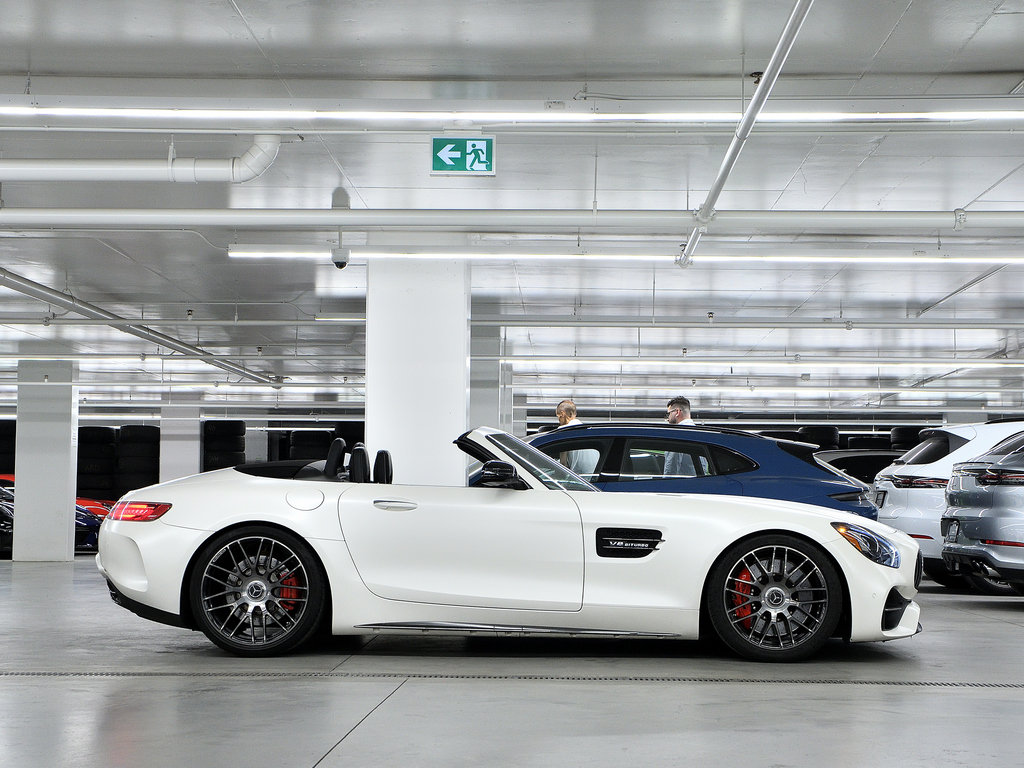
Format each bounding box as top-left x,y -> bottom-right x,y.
479,461 -> 525,489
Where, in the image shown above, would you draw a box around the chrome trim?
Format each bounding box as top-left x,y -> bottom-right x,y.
354,621 -> 677,637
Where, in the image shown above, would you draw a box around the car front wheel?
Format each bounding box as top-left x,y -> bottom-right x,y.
189,525 -> 327,656
707,534 -> 843,662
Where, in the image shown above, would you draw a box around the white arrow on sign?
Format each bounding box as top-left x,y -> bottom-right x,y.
436,143 -> 461,166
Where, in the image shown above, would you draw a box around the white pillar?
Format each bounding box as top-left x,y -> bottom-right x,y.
366,258 -> 470,485
470,323 -> 502,431
14,361 -> 78,561
159,400 -> 201,481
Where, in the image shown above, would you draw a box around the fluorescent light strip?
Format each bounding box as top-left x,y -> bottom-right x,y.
4,106 -> 1024,124
502,357 -> 1024,369
228,246 -> 332,260
358,250 -> 669,263
695,254 -> 1024,264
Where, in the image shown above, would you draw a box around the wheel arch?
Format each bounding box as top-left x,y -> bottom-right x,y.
178,520 -> 334,632
698,528 -> 853,642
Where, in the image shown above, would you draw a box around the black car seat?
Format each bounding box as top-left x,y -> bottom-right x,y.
347,443 -> 371,483
372,450 -> 393,484
324,438 -> 347,478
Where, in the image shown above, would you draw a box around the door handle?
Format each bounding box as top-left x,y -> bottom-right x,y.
372,499 -> 418,511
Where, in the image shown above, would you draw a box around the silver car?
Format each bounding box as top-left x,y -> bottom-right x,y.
941,432 -> 1024,596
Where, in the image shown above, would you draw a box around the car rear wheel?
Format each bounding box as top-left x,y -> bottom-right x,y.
189,525 -> 327,656
962,567 -> 1022,597
707,534 -> 843,662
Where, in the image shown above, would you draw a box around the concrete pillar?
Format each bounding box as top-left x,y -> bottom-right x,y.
470,323 -> 501,432
159,399 -> 201,481
14,361 -> 78,561
365,257 -> 470,485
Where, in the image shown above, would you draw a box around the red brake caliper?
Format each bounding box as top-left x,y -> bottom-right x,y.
278,575 -> 300,611
732,567 -> 754,630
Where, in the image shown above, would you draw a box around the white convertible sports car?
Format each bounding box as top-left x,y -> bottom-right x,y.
97,427 -> 922,662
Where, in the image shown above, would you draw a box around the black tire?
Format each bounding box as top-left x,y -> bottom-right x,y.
188,525 -> 327,656
203,435 -> 246,453
78,426 -> 117,444
706,534 -> 843,662
116,455 -> 160,473
203,420 -> 246,438
797,425 -> 840,450
79,456 -> 117,475
118,441 -> 159,459
963,569 -> 1022,597
116,472 -> 159,492
119,425 -> 160,443
923,561 -> 964,588
79,443 -> 117,459
77,473 -> 115,490
890,426 -> 922,447
203,450 -> 246,470
0,452 -> 14,473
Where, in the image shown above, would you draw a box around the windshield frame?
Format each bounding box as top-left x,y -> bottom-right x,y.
485,432 -> 597,492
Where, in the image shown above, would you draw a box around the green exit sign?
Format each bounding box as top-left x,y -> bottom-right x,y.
431,137 -> 495,175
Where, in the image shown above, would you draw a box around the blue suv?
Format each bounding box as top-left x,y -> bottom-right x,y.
530,423 -> 877,518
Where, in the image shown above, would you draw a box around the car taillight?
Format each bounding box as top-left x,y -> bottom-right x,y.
981,539 -> 1024,548
890,475 -> 948,489
108,501 -> 172,522
976,470 -> 1024,486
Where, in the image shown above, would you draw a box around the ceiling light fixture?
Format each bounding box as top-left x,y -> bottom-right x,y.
227,245 -> 333,260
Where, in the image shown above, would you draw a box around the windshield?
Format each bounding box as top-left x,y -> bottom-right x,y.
486,432 -> 597,492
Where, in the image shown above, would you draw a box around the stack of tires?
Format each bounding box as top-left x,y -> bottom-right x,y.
0,420 -> 14,475
890,426 -> 923,451
287,429 -> 334,460
797,425 -> 840,451
77,426 -> 119,502
203,421 -> 246,471
116,425 -> 160,496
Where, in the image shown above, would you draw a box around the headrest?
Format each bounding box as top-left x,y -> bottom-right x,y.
324,438 -> 347,477
372,450 -> 393,484
347,443 -> 370,483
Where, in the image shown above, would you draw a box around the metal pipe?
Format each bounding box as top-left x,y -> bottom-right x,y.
0,208 -> 1022,232
682,0 -> 815,262
0,135 -> 280,182
0,267 -> 277,384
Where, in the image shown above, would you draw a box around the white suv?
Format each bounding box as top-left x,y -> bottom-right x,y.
872,419 -> 1024,587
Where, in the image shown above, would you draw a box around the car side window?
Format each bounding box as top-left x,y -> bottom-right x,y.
708,445 -> 758,475
533,438 -> 613,482
619,438 -> 715,480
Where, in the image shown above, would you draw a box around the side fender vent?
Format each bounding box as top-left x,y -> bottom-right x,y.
596,527 -> 664,559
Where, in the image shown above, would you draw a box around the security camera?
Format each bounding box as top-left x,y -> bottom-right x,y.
332,247 -> 350,269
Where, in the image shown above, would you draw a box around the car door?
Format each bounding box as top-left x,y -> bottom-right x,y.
338,483 -> 585,611
601,437 -> 743,495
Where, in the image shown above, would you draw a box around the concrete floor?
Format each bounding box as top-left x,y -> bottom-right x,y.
2,558 -> 1023,767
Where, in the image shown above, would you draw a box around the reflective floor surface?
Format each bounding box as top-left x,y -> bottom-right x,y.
2,558 -> 1023,767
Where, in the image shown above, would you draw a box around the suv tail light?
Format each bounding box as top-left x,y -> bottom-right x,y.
889,475 -> 948,489
976,470 -> 1024,486
108,501 -> 172,522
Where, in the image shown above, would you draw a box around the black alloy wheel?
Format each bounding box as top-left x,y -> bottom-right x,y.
707,534 -> 843,662
189,525 -> 327,656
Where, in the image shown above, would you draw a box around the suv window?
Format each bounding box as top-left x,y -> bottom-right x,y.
619,438 -> 714,480
899,433 -> 969,465
533,437 -> 614,482
982,431 -> 1024,459
708,445 -> 758,475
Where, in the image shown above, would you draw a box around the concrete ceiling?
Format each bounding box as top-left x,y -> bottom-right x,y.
2,0 -> 1024,430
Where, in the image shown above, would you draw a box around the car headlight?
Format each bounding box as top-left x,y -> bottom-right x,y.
831,522 -> 901,568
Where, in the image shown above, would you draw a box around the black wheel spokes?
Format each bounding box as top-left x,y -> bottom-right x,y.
725,544 -> 830,649
200,535 -> 309,647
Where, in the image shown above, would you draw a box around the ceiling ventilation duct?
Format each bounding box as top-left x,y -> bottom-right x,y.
0,134 -> 280,182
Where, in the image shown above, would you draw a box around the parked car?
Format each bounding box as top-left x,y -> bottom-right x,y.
0,501 -> 12,557
872,419 -> 1024,588
0,485 -> 102,553
0,473 -> 111,516
941,432 -> 1024,596
815,448 -> 904,484
529,423 -> 878,518
97,427 -> 921,662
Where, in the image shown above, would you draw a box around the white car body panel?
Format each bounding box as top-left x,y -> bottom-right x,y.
98,427 -> 921,655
